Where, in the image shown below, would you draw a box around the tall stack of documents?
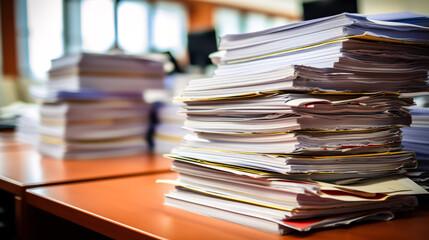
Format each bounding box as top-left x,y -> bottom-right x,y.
160,12 -> 429,234
27,53 -> 165,159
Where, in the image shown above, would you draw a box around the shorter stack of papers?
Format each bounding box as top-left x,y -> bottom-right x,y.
37,92 -> 151,159
48,53 -> 165,92
19,53 -> 165,160
153,103 -> 186,154
15,104 -> 40,146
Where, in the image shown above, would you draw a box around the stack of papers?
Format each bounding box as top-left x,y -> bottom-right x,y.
0,102 -> 38,129
48,53 -> 164,92
160,12 -> 429,234
19,53 -> 165,159
218,12 -> 429,59
205,13 -> 429,95
36,91 -> 152,159
403,107 -> 429,189
153,103 -> 186,154
160,162 -> 424,234
14,104 -> 40,146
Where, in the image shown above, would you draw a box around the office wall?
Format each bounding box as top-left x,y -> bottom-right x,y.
358,0 -> 429,15
0,76 -> 33,107
0,78 -> 17,107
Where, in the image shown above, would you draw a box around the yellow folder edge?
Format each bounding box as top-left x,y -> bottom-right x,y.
174,91 -> 283,102
157,118 -> 186,124
177,147 -> 415,159
176,91 -> 401,102
191,125 -> 404,136
154,134 -> 183,142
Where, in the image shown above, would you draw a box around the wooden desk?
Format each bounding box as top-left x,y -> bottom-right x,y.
0,131 -> 31,152
0,148 -> 171,196
26,172 -> 429,240
0,143 -> 172,239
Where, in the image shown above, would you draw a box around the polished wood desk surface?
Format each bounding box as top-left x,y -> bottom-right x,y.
0,146 -> 172,196
26,172 -> 429,240
0,131 -> 31,152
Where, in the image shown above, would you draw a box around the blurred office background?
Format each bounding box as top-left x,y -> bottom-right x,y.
1,0 -> 429,107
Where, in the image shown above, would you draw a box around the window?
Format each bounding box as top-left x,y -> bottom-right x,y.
243,12 -> 270,33
26,0 -> 63,81
20,0 -> 190,81
214,8 -> 243,37
81,0 -> 115,53
151,1 -> 187,58
268,17 -> 293,28
118,0 -> 150,54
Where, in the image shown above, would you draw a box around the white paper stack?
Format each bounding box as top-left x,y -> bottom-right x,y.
153,103 -> 186,154
23,53 -> 165,160
36,91 -> 153,159
15,104 -> 40,147
160,12 -> 429,234
48,53 -> 164,92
